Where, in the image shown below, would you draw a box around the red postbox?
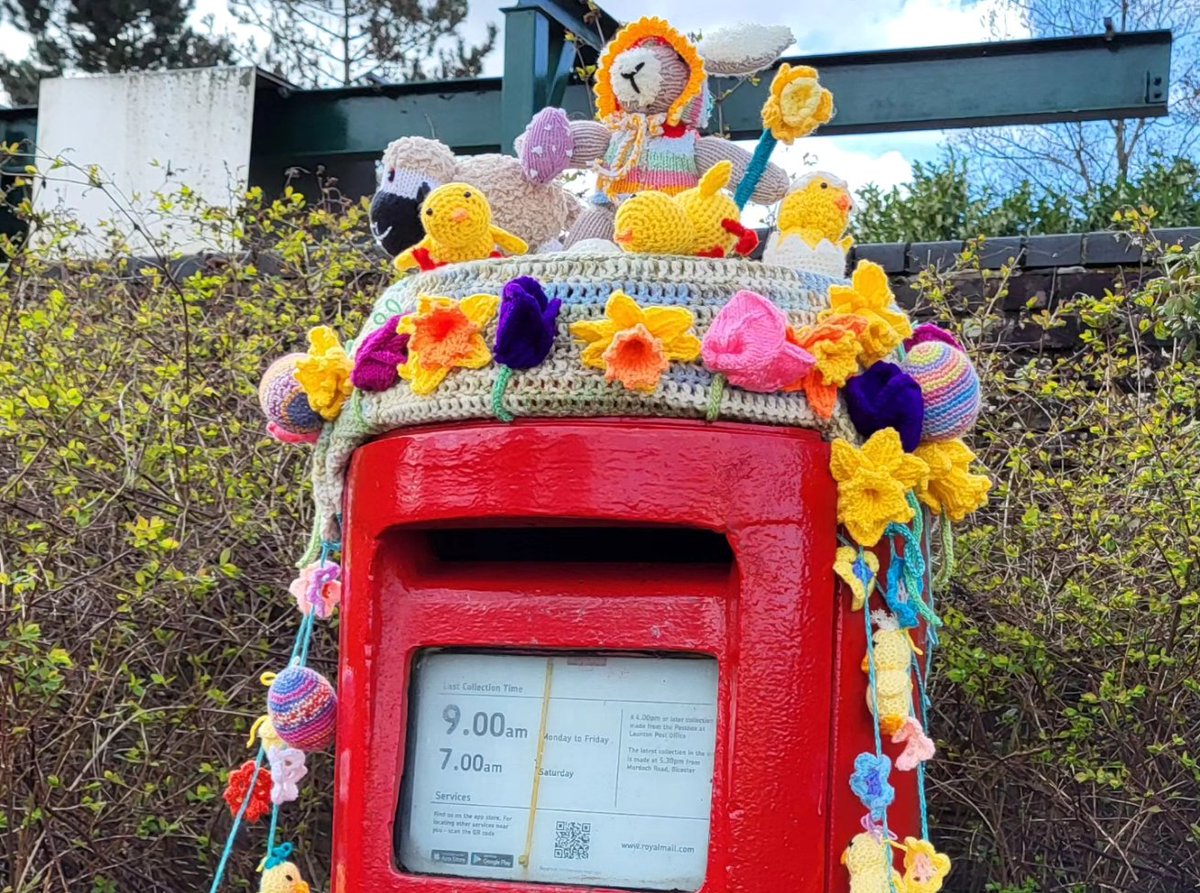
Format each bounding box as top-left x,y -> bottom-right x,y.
332,418 -> 917,893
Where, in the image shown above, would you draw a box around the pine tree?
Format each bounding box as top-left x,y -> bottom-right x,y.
231,0 -> 497,88
0,0 -> 237,105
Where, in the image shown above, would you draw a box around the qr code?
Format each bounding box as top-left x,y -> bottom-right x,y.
553,821 -> 591,860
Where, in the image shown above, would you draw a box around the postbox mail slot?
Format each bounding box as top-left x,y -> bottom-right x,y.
425,525 -> 735,566
397,650 -> 719,892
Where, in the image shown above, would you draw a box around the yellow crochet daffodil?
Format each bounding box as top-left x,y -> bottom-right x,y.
570,291 -> 701,393
833,545 -> 879,611
914,439 -> 992,522
398,293 -> 499,396
822,261 -> 913,363
295,325 -> 353,421
762,63 -> 834,144
831,428 -> 929,547
901,837 -> 951,893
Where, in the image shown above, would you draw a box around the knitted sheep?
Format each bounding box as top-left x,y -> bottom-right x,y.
370,136 -> 581,258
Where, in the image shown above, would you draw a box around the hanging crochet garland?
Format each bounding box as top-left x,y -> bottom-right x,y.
208,540 -> 340,893
829,296 -> 989,891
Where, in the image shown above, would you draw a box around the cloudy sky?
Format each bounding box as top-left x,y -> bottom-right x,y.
3,0 -> 1031,195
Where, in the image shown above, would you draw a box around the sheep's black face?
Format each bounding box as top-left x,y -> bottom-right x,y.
370,179 -> 432,256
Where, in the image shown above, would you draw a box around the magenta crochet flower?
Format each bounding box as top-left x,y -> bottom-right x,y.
351,315 -> 410,392
701,290 -> 815,392
289,562 -> 341,619
904,322 -> 963,353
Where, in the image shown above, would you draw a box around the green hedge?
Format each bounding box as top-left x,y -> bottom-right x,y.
1,175 -> 1198,892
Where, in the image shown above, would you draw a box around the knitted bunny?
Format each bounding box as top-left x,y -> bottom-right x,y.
516,16 -> 789,246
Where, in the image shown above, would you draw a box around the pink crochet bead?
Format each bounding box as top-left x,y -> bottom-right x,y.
701,290 -> 815,392
518,107 -> 574,185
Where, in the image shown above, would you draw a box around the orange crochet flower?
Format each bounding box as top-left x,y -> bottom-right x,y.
398,294 -> 499,395
570,291 -> 701,393
821,261 -> 912,363
223,759 -> 272,824
784,315 -> 866,419
603,323 -> 669,392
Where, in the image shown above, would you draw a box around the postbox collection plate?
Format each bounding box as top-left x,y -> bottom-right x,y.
398,650 -> 719,891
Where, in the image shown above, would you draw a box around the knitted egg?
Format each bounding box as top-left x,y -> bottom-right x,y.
901,341 -> 981,441
258,354 -> 322,445
267,666 -> 337,751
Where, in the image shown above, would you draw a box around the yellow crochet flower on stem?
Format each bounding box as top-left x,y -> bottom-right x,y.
570,291 -> 701,393
821,261 -> 913,363
901,837 -> 951,893
762,63 -> 834,144
831,428 -> 929,547
833,545 -> 879,611
295,325 -> 353,421
398,293 -> 500,396
914,439 -> 992,522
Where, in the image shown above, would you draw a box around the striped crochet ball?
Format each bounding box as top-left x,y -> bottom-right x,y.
901,341 -> 981,440
258,354 -> 322,444
267,666 -> 337,751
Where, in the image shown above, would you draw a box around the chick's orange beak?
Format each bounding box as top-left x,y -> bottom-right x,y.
291,882 -> 311,893
835,193 -> 852,212
615,229 -> 633,244
450,207 -> 469,223
840,848 -> 849,866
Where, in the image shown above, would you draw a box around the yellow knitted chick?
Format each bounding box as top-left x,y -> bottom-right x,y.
777,171 -> 854,251
842,832 -> 902,893
674,160 -> 759,258
259,861 -> 310,893
613,191 -> 695,255
861,611 -> 915,736
395,182 -> 528,272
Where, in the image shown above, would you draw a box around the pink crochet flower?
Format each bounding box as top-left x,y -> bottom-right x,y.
892,716 -> 936,771
289,562 -> 342,619
267,746 -> 308,805
702,290 -> 815,392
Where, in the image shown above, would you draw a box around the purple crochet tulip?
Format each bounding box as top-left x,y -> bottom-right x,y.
351,315 -> 409,392
843,362 -> 925,452
494,276 -> 562,370
905,322 -> 963,353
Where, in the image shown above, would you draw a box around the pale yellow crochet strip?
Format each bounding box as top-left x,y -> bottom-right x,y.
311,253 -> 857,529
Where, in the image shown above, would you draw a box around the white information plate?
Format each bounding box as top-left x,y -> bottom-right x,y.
399,652 -> 719,891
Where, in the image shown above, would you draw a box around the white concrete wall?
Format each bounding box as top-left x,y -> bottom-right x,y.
33,67 -> 258,255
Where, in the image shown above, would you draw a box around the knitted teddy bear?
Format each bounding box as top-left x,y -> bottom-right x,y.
369,136 -> 581,258
516,16 -> 789,246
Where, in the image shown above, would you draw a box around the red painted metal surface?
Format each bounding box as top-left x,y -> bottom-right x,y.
333,418 -> 917,893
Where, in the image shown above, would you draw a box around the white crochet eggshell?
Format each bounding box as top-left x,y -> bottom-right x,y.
762,232 -> 848,278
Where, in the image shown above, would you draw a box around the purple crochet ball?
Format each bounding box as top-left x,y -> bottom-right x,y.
494,276 -> 561,369
905,322 -> 964,353
258,354 -> 322,443
843,362 -> 925,452
267,665 -> 338,752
